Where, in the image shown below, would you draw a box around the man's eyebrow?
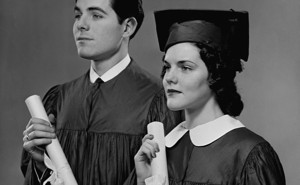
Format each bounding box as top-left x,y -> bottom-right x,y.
73,6 -> 108,15
88,7 -> 108,15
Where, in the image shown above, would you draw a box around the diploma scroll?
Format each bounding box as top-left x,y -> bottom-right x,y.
147,122 -> 169,185
25,95 -> 78,185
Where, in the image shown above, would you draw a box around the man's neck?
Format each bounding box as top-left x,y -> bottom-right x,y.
91,43 -> 129,76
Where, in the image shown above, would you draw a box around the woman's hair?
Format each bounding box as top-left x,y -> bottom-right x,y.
161,43 -> 244,117
196,43 -> 244,117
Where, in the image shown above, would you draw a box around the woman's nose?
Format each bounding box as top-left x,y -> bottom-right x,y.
164,68 -> 178,84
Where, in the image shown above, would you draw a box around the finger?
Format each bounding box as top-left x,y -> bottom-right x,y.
23,138 -> 52,151
48,114 -> 56,126
138,141 -> 154,161
140,144 -> 153,160
153,142 -> 160,152
143,141 -> 157,158
25,123 -> 55,136
28,130 -> 56,141
26,118 -> 50,130
31,117 -> 52,126
23,134 -> 30,142
145,139 -> 159,151
142,134 -> 154,143
145,140 -> 160,156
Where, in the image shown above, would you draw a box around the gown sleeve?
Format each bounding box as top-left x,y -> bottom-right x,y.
122,169 -> 137,185
240,142 -> 286,185
20,85 -> 60,185
42,85 -> 60,118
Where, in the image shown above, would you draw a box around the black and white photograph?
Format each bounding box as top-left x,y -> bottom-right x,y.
0,0 -> 299,184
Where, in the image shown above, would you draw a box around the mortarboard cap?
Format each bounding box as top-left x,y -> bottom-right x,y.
154,9 -> 249,61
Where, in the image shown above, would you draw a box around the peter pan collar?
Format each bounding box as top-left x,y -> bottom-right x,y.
165,115 -> 245,147
90,54 -> 131,83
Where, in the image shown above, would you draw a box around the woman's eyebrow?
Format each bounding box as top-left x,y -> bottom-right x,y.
177,60 -> 195,65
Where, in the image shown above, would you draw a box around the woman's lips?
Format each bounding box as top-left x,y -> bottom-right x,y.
167,89 -> 181,95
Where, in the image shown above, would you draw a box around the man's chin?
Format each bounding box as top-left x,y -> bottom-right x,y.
78,52 -> 94,60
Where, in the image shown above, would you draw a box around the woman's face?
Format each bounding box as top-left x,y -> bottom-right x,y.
163,42 -> 213,111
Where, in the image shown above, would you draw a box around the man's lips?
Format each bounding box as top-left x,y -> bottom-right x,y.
76,37 -> 93,41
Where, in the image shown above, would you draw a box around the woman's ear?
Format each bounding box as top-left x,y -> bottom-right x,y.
123,17 -> 138,38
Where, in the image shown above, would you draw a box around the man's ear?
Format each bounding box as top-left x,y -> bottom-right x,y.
123,17 -> 138,38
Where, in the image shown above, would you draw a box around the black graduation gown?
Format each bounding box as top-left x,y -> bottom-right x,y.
167,127 -> 286,185
21,60 -> 181,185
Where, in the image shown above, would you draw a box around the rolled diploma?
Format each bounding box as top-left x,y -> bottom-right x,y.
25,95 -> 77,185
147,122 -> 169,185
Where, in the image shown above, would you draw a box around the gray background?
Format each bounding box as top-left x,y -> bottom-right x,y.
1,0 -> 299,184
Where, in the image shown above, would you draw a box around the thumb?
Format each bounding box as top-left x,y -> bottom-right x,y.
48,114 -> 56,125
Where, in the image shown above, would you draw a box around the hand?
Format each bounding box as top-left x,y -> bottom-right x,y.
134,134 -> 160,184
23,114 -> 56,171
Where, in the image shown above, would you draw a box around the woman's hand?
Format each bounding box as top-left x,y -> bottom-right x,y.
22,114 -> 56,171
134,134 -> 160,185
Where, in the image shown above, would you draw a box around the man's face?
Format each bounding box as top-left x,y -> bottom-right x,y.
73,0 -> 124,61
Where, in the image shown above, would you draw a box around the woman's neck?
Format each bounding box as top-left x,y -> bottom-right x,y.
183,97 -> 224,129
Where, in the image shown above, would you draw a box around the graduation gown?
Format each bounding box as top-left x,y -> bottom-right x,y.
21,60 -> 181,185
165,115 -> 285,185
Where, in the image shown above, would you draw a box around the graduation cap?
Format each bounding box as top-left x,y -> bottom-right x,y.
154,9 -> 249,62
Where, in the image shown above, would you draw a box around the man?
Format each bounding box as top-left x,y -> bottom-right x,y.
21,0 -> 181,184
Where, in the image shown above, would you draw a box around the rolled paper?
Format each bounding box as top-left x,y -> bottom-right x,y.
25,95 -> 78,185
147,122 -> 169,185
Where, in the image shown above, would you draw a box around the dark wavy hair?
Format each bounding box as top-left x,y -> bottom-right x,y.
161,43 -> 244,117
110,0 -> 144,39
75,0 -> 144,39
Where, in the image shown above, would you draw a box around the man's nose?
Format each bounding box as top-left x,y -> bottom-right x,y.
76,16 -> 89,31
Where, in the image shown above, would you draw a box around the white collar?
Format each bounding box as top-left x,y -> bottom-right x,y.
165,115 -> 245,147
89,54 -> 131,83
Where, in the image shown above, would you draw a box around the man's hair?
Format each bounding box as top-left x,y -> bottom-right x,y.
110,0 -> 144,39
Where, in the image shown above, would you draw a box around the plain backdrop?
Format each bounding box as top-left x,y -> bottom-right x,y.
1,0 -> 299,184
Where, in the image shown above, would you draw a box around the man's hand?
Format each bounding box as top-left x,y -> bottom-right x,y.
23,114 -> 56,171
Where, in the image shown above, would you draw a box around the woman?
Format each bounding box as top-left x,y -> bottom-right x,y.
134,10 -> 285,185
